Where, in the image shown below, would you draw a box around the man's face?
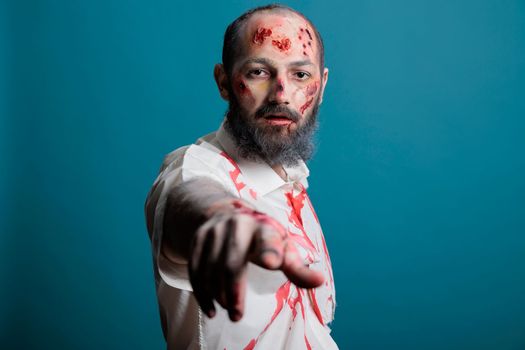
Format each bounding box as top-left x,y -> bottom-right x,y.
216,11 -> 329,165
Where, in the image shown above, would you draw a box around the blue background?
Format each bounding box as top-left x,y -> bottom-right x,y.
2,0 -> 525,349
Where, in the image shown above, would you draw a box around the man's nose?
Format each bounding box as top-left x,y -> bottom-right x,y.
267,77 -> 290,105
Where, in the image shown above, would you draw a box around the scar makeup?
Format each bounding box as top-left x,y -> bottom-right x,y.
271,37 -> 291,52
253,27 -> 273,45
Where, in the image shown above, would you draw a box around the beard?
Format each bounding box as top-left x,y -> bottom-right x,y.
223,88 -> 320,167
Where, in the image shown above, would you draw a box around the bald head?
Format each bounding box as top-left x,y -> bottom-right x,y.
221,5 -> 325,77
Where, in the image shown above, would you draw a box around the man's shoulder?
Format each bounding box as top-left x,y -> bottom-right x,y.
159,130 -> 228,173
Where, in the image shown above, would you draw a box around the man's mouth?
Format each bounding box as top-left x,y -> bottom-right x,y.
263,114 -> 295,126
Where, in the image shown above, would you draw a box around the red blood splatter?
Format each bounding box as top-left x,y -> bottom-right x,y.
241,265 -> 315,350
304,193 -> 319,224
300,28 -> 304,32
220,151 -> 246,195
243,339 -> 256,350
302,43 -> 306,49
298,35 -> 302,40
286,190 -> 304,226
299,97 -> 314,114
304,335 -> 313,350
320,231 -> 334,283
306,82 -> 318,97
285,188 -> 316,252
287,230 -> 316,259
303,51 -> 308,56
272,38 -> 291,51
243,281 -> 292,349
285,287 -> 313,350
308,41 -> 312,46
287,288 -> 302,321
305,191 -> 335,288
308,289 -> 325,325
253,27 -> 272,45
267,281 -> 292,331
249,189 -> 258,200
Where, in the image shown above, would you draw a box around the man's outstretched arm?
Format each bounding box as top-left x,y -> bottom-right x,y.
146,177 -> 324,321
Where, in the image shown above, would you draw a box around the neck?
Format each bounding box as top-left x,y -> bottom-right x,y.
271,163 -> 288,181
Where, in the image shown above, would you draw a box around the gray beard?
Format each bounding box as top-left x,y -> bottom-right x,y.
223,91 -> 320,167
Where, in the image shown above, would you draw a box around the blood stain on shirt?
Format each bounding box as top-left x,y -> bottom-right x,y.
243,281 -> 291,349
305,192 -> 335,289
285,188 -> 316,252
243,339 -> 256,350
308,289 -> 325,325
304,335 -> 313,350
249,189 -> 258,200
220,151 -> 246,195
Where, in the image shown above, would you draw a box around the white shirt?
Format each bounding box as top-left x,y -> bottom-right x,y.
145,123 -> 337,349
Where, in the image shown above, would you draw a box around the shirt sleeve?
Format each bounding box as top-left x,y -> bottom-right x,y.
145,143 -> 239,291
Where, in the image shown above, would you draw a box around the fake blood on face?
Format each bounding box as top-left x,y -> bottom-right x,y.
305,28 -> 313,40
272,37 -> 291,51
306,82 -> 319,97
253,27 -> 273,45
300,97 -> 314,115
238,81 -> 251,96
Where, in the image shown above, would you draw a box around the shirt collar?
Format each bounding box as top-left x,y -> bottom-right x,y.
215,121 -> 310,197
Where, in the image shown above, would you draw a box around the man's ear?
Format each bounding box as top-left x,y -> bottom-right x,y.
214,63 -> 230,101
318,67 -> 329,105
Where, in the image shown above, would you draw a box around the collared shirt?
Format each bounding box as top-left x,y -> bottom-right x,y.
145,123 -> 337,349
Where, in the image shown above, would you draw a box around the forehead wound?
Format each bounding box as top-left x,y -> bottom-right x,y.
248,15 -> 317,56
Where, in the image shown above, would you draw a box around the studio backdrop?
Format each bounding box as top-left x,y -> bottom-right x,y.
2,0 -> 525,349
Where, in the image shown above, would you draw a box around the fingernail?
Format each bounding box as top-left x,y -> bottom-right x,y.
207,309 -> 216,318
230,310 -> 242,322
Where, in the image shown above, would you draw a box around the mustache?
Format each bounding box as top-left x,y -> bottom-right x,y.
254,103 -> 301,123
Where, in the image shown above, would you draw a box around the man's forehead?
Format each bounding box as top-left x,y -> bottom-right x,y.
235,11 -> 320,68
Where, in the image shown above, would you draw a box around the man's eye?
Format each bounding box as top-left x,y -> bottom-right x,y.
294,71 -> 311,80
248,69 -> 268,78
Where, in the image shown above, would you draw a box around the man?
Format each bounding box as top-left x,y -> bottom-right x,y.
145,4 -> 337,349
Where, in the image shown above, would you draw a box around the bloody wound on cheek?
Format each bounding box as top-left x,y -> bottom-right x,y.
306,82 -> 319,97
234,78 -> 251,97
300,98 -> 314,115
